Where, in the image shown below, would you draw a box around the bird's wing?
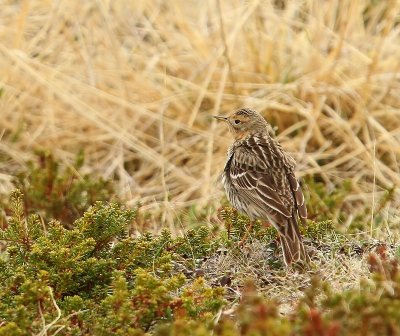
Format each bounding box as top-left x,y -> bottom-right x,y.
287,172 -> 307,224
229,136 -> 292,219
230,163 -> 291,218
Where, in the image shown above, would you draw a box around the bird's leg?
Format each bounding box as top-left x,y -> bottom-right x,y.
238,220 -> 254,247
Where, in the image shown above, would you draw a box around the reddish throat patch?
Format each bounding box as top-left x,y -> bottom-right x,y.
234,130 -> 250,140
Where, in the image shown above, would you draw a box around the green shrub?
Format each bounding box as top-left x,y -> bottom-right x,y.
218,206 -> 277,244
303,177 -> 352,222
0,191 -> 226,335
303,176 -> 396,236
0,151 -> 115,226
0,176 -> 399,335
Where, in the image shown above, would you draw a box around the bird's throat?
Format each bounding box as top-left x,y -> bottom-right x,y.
234,130 -> 251,141
234,131 -> 249,140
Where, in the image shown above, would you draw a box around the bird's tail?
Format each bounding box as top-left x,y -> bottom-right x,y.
279,216 -> 309,266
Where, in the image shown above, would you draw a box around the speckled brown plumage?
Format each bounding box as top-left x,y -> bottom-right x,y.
214,108 -> 309,265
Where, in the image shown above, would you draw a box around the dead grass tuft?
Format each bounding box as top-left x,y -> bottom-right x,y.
201,237 -> 392,314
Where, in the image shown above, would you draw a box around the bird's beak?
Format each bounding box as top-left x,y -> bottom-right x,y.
213,115 -> 228,121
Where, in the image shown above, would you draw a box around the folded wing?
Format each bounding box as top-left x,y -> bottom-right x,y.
229,135 -> 306,224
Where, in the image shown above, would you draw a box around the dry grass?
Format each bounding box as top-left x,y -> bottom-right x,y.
201,237 -> 394,314
1,0 -> 400,236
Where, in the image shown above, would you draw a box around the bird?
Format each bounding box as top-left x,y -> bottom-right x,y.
214,108 -> 309,266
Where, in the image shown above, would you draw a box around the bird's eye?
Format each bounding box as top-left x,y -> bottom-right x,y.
234,119 -> 241,125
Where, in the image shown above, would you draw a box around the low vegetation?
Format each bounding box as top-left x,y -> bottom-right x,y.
0,156 -> 399,335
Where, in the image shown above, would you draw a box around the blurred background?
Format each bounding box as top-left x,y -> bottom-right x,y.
1,0 -> 400,236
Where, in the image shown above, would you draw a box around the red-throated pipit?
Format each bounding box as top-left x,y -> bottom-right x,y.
214,108 -> 309,266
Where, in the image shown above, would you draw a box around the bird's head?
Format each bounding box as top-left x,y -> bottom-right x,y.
214,108 -> 272,140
